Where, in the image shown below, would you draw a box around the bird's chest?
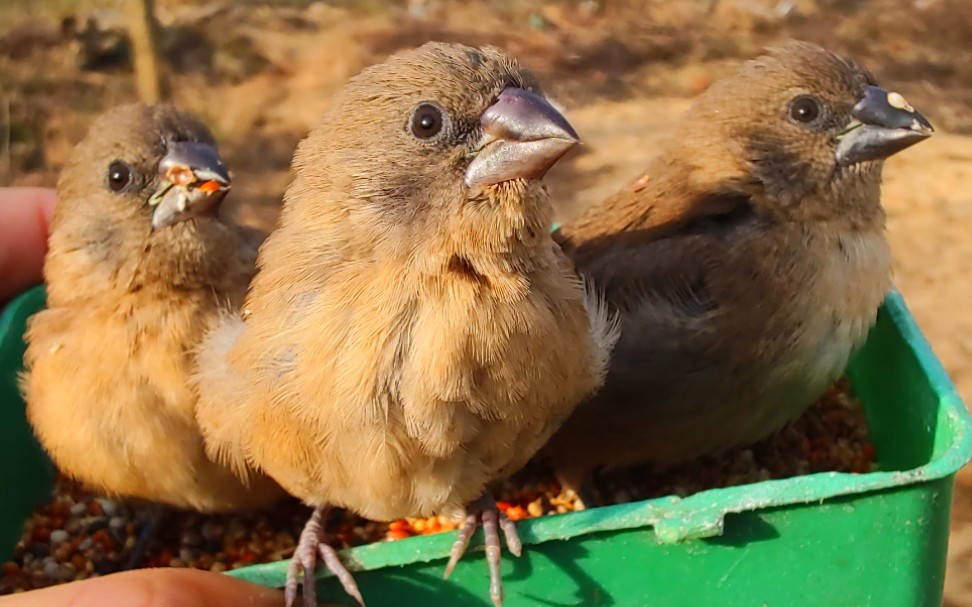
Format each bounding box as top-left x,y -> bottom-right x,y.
266,255 -> 596,517
23,296 -> 215,492
767,229 -> 892,394
56,298 -> 206,423
395,281 -> 535,446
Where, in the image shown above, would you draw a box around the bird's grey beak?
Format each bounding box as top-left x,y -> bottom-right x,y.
835,85 -> 934,167
465,88 -> 580,188
147,141 -> 231,231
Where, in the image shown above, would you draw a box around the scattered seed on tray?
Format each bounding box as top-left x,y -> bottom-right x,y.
1,376 -> 874,593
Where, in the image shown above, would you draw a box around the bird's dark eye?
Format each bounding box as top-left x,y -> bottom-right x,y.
410,103 -> 444,139
788,96 -> 822,124
106,161 -> 133,192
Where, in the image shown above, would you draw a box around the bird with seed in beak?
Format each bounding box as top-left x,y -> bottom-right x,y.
21,103 -> 284,566
542,41 -> 933,500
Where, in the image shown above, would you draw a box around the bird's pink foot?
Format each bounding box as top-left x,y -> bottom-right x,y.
285,506 -> 365,607
443,494 -> 523,607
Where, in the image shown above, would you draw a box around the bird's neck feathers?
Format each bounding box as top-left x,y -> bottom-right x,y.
45,211 -> 249,307
277,174 -> 556,280
821,163 -> 887,232
417,181 -> 569,308
738,159 -> 887,232
435,180 -> 555,269
141,219 -> 253,290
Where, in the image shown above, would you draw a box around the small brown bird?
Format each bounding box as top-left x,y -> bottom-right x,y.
194,42 -> 617,607
542,41 -> 933,494
20,105 -> 283,527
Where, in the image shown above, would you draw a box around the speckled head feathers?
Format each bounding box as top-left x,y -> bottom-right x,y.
286,42 -> 557,223
46,103 -> 250,299
668,41 -> 926,221
340,42 -> 542,126
685,41 -> 876,134
56,103 -> 219,227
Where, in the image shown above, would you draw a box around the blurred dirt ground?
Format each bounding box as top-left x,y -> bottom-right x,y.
3,0 -> 972,603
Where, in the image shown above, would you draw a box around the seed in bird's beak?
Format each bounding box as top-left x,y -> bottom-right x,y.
198,180 -> 222,194
886,91 -> 914,113
166,164 -> 198,188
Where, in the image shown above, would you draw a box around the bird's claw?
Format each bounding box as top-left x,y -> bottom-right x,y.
285,506 -> 365,607
443,494 -> 522,607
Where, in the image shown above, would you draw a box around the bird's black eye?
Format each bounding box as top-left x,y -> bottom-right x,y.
410,103 -> 444,139
106,161 -> 133,192
788,96 -> 822,124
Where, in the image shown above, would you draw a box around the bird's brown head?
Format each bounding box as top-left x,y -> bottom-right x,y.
56,103 -> 231,235
287,42 -> 579,243
672,41 -> 933,223
48,104 -> 246,299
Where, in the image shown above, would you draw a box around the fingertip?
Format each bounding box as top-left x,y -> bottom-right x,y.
134,568 -> 286,607
33,189 -> 57,228
0,568 -> 288,607
2,187 -> 56,222
161,568 -> 287,607
0,187 -> 56,301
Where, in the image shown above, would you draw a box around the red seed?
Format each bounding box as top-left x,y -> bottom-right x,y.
506,506 -> 527,522
91,530 -> 112,550
33,527 -> 51,543
198,180 -> 221,194
71,554 -> 86,571
495,501 -> 513,514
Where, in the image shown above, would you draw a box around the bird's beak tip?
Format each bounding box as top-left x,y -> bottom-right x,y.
835,85 -> 934,166
465,87 -> 580,188
149,141 -> 231,230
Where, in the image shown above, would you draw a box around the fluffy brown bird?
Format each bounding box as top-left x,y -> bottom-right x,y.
542,41 -> 933,494
194,42 -> 617,607
20,104 -> 283,526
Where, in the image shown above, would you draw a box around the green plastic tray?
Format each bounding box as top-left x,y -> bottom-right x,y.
2,284 -> 970,606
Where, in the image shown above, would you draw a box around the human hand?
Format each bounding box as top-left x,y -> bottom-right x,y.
0,568 -> 289,607
0,187 -> 56,302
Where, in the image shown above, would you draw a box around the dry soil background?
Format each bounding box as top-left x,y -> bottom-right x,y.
2,0 -> 972,603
